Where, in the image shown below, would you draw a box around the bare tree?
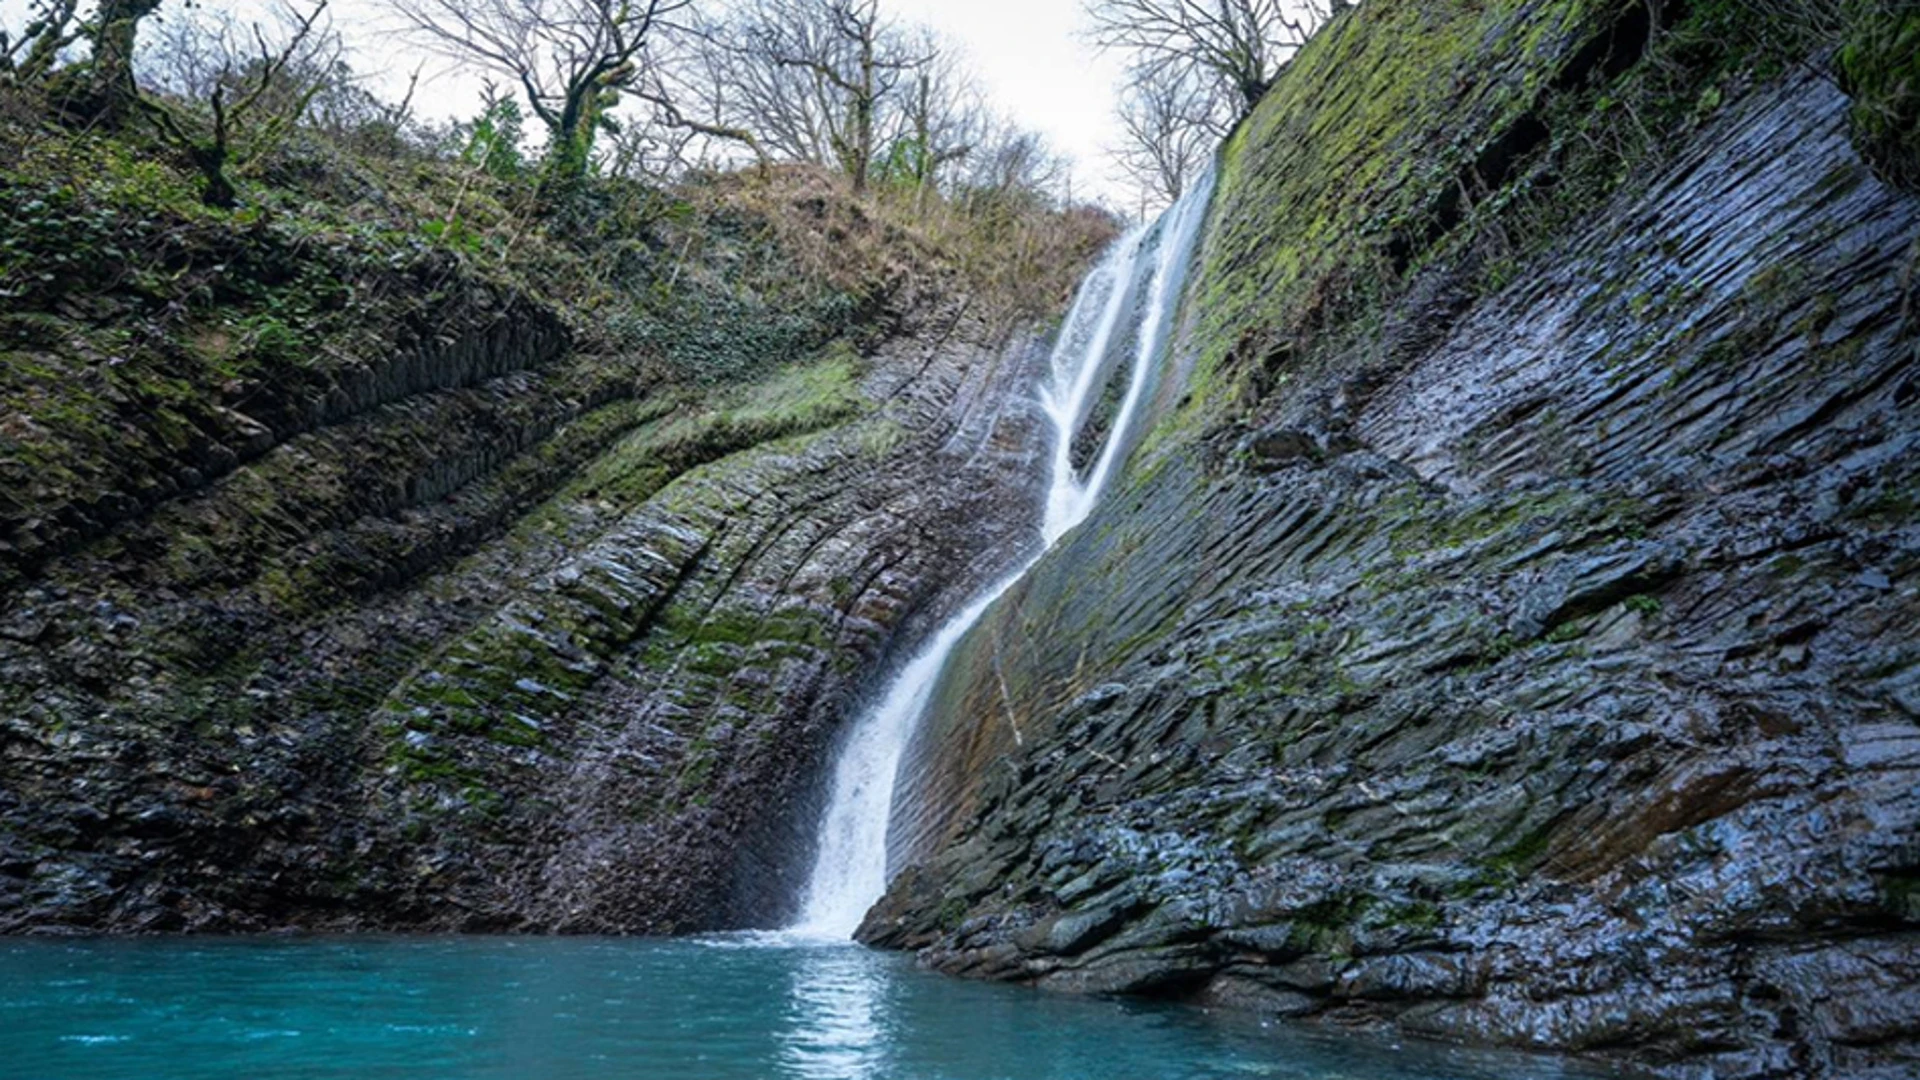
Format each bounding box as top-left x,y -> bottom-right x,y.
961,120 -> 1066,205
384,0 -> 688,184
624,55 -> 768,174
614,0 -> 1047,210
142,2 -> 377,128
710,0 -> 927,192
1111,60 -> 1229,213
884,31 -> 981,202
791,0 -> 919,192
1086,0 -> 1335,115
666,6 -> 832,167
142,0 -> 333,207
0,0 -> 84,88
139,3 -> 239,100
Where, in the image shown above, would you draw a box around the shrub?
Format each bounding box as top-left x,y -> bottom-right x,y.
1838,6 -> 1920,189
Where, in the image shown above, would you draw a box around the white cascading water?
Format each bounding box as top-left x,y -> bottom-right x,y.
790,171 -> 1217,939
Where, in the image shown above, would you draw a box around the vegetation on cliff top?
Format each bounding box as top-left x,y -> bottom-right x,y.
0,1 -> 1114,591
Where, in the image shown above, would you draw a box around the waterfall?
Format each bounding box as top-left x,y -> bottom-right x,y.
789,172 -> 1217,940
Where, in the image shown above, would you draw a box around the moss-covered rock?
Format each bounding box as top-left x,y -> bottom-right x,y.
0,105 -> 1105,934
866,2 -> 1920,1077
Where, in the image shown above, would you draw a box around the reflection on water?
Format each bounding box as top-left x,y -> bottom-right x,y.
0,936 -> 1639,1080
780,942 -> 888,1080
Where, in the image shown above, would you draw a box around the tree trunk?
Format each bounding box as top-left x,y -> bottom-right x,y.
850,29 -> 876,193
538,84 -> 595,202
53,0 -> 158,127
190,88 -> 235,209
88,0 -> 158,124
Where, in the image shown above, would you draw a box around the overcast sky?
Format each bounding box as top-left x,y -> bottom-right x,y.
880,0 -> 1131,203
1,0 -> 1135,203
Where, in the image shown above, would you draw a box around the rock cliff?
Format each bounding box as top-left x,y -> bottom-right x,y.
0,165 -> 1083,933
862,1 -> 1920,1077
4,0 -> 1917,1074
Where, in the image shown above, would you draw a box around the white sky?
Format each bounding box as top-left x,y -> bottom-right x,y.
1,0 -> 1135,204
881,0 -> 1131,204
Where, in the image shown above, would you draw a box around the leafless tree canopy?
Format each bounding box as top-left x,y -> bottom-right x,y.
1087,0 -> 1338,113
635,0 -> 1020,200
141,2 -> 416,153
142,0 -> 335,207
1092,0 -> 1345,213
386,0 -> 688,178
674,1 -> 856,168
2,0 -> 1091,223
1112,61 -> 1229,214
363,0 -> 1076,204
679,0 -> 927,192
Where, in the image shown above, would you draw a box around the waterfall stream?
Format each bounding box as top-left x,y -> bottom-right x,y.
790,173 -> 1217,939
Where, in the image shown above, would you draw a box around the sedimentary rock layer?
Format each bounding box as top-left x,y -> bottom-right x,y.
865,4 -> 1920,1077
1,273 -> 1053,933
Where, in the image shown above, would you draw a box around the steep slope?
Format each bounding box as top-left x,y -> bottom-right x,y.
0,150 -> 1105,932
864,1 -> 1920,1077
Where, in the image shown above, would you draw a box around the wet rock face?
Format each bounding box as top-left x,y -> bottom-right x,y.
0,285 -> 1053,933
379,316 -> 1057,933
866,51 -> 1920,1080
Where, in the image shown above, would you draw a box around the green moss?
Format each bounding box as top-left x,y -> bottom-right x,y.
1543,620 -> 1587,644
1846,485 -> 1918,525
530,345 -> 867,530
1168,0 -> 1617,434
1878,871 -> 1920,920
1289,892 -> 1376,953
1766,553 -> 1807,578
1839,8 -> 1920,189
1490,820 -> 1559,873
1140,0 -> 1815,471
389,742 -> 479,787
362,346 -> 872,818
937,896 -> 970,931
1379,899 -> 1444,931
1389,486 -> 1581,555
677,751 -> 717,799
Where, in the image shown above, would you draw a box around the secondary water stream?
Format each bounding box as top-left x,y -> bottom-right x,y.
791,174 -> 1218,940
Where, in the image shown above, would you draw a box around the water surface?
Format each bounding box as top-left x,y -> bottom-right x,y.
0,935 -> 1627,1080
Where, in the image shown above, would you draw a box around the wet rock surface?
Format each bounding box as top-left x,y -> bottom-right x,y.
865,28 -> 1920,1080
4,0 -> 1918,1074
0,284 -> 1053,933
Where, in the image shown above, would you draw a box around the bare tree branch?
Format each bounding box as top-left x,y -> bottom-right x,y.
675,0 -> 929,192
1111,61 -> 1230,214
383,0 -> 688,184
0,0 -> 84,85
1086,0 -> 1335,114
141,0 -> 331,207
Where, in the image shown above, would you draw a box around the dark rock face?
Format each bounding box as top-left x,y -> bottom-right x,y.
864,40 -> 1920,1080
368,314 -> 1056,933
4,0 -> 1916,1074
0,283 -> 1053,933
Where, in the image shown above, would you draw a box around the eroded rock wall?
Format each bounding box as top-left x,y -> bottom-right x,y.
0,261 -> 1057,932
864,2 -> 1920,1077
